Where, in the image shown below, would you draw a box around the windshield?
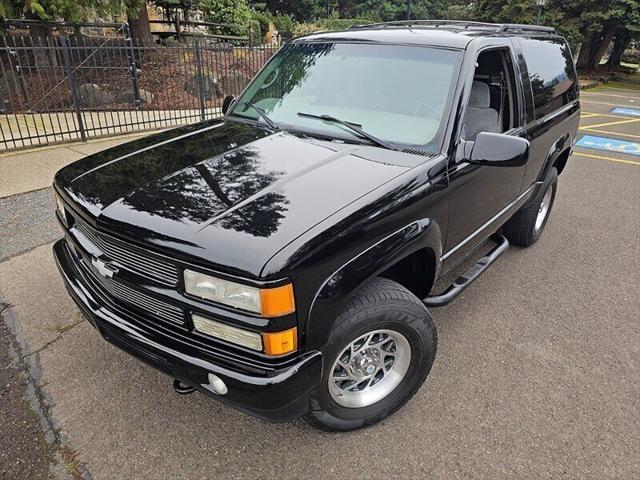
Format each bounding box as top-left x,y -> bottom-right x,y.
230,42 -> 461,149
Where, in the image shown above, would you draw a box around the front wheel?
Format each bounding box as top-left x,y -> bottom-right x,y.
303,278 -> 437,432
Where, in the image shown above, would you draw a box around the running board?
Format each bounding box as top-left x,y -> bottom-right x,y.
423,234 -> 509,307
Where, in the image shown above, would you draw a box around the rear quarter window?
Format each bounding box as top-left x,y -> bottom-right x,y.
519,37 -> 578,119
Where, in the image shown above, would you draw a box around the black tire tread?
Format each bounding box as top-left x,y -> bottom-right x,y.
503,167 -> 558,247
303,277 -> 437,432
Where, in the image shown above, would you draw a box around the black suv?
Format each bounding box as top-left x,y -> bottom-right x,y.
53,21 -> 580,431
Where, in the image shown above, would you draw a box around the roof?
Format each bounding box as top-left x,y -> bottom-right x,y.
294,21 -> 557,49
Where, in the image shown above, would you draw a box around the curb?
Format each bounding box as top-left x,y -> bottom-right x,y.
0,297 -> 92,480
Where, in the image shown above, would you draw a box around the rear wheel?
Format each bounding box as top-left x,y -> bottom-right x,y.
503,167 -> 558,247
304,278 -> 437,432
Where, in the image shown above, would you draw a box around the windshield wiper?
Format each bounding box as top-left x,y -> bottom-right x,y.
297,112 -> 398,151
233,101 -> 279,130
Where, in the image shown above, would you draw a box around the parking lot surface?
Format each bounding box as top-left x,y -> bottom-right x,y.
1,82 -> 639,479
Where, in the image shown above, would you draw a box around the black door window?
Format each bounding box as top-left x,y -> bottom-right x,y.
519,37 -> 578,119
463,48 -> 521,141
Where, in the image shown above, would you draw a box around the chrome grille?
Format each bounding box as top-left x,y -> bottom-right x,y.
79,255 -> 185,326
74,217 -> 179,286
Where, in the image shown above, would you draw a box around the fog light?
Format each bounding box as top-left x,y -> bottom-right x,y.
192,314 -> 263,351
207,373 -> 228,395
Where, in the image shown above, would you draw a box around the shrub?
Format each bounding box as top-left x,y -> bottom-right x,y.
201,0 -> 252,36
621,49 -> 640,66
273,14 -> 295,34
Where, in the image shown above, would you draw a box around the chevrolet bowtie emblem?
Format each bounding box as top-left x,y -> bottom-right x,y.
91,257 -> 118,278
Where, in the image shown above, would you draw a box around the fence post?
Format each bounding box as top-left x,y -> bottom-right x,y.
122,23 -> 141,109
194,39 -> 206,122
59,36 -> 87,142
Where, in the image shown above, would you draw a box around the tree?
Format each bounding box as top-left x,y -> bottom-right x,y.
200,0 -> 252,36
126,0 -> 154,46
262,0 -> 323,22
473,0 -> 640,72
1,0 -> 154,46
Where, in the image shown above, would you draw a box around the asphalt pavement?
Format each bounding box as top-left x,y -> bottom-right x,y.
0,82 -> 638,479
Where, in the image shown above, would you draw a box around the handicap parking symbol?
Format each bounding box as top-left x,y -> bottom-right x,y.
576,135 -> 640,156
611,107 -> 640,117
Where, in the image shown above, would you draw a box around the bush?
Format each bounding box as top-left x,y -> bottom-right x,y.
248,19 -> 262,45
201,0 -> 252,36
250,9 -> 271,37
621,49 -> 640,66
273,14 -> 295,34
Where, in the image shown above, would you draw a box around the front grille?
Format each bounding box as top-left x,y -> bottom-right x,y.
73,217 -> 179,286
77,253 -> 185,326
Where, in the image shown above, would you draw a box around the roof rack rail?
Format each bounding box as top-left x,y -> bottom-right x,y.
348,20 -> 500,30
347,20 -> 557,35
496,23 -> 556,34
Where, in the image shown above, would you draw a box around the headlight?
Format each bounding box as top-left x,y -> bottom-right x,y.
55,193 -> 67,223
184,269 -> 295,317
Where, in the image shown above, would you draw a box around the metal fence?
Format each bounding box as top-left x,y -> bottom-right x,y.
0,22 -> 279,151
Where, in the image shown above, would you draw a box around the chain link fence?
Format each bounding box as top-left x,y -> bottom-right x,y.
0,21 -> 280,151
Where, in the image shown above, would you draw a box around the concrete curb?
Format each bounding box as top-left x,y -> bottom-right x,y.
0,297 -> 92,480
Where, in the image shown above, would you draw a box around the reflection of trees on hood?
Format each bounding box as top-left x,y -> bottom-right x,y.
121,145 -> 289,238
64,121 -> 269,210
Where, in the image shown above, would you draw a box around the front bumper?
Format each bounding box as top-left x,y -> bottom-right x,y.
53,239 -> 323,422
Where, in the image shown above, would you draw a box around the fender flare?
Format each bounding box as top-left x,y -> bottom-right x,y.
538,132 -> 572,182
304,219 -> 443,350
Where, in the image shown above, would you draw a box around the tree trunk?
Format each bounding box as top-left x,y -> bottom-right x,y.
591,26 -> 618,70
607,30 -> 631,72
127,4 -> 154,47
576,34 -> 594,70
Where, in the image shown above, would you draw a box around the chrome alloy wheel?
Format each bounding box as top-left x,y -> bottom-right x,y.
328,329 -> 411,408
535,184 -> 553,233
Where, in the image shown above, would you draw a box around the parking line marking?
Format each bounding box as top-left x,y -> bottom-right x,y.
580,113 -> 600,119
578,127 -> 640,140
581,91 -> 640,99
580,118 -> 640,129
573,152 -> 640,166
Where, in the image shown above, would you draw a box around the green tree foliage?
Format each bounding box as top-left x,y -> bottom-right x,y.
0,0 -> 95,21
262,0 -> 323,22
473,0 -> 640,71
201,0 -> 252,35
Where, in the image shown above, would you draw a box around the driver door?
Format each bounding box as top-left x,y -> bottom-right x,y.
444,42 -> 528,267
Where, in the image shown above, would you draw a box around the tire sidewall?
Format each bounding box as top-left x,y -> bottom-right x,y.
531,168 -> 558,243
307,289 -> 436,430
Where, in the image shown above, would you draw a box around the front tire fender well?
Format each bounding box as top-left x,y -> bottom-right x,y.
305,219 -> 442,350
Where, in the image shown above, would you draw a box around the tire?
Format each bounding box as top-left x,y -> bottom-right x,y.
303,277 -> 437,432
503,167 -> 558,247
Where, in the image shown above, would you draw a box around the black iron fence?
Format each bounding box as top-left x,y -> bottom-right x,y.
0,22 -> 279,150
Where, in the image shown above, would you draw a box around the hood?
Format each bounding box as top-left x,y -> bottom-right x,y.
55,120 -> 412,277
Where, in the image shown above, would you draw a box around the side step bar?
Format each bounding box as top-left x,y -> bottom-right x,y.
423,234 -> 509,307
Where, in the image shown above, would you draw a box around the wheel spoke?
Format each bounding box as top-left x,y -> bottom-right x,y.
328,329 -> 411,408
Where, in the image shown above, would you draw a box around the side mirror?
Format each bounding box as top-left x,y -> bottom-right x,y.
468,132 -> 529,167
222,95 -> 235,115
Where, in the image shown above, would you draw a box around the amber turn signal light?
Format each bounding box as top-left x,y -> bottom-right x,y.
260,283 -> 295,318
262,327 -> 297,355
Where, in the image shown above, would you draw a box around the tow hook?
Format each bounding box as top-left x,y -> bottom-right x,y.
173,379 -> 196,395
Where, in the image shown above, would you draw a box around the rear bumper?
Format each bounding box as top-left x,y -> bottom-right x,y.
53,239 -> 322,422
